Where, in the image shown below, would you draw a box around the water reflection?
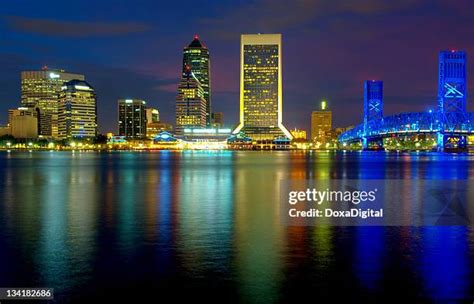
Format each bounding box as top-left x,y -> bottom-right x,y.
177,151 -> 234,278
0,151 -> 472,302
418,227 -> 470,300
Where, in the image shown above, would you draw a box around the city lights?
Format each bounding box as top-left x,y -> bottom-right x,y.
0,4 -> 473,304
0,37 -> 473,153
339,51 -> 472,151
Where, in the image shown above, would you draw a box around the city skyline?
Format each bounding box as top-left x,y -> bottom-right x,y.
0,0 -> 473,134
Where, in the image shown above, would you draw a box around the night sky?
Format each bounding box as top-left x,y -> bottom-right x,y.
1,0 -> 473,133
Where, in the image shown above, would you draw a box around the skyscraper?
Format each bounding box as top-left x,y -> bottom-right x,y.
21,67 -> 85,138
311,100 -> 332,143
183,35 -> 211,126
233,34 -> 292,142
175,65 -> 207,135
118,99 -> 147,139
58,80 -> 97,140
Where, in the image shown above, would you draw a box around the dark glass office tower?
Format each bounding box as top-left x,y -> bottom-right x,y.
118,99 -> 147,139
182,35 -> 211,126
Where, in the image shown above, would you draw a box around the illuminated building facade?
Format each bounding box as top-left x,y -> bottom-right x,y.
175,65 -> 207,135
311,100 -> 332,143
183,35 -> 212,126
145,107 -> 165,139
147,122 -> 173,139
58,80 -> 97,139
290,128 -> 307,141
146,108 -> 159,123
233,34 -> 292,142
9,107 -> 38,139
179,128 -> 232,150
118,99 -> 147,139
21,67 -> 85,138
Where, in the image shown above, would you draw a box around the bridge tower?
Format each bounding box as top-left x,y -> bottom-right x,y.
363,80 -> 384,149
438,50 -> 467,150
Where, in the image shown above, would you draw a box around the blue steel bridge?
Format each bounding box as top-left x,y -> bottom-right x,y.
338,50 -> 473,151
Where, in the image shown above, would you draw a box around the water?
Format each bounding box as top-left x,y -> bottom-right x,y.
0,151 -> 473,303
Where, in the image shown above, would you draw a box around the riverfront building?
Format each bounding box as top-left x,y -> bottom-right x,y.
175,65 -> 207,135
183,35 -> 212,126
9,107 -> 38,139
21,67 -> 85,138
311,101 -> 332,143
58,80 -> 97,139
232,34 -> 292,144
290,128 -> 307,141
146,108 -> 159,124
118,99 -> 147,139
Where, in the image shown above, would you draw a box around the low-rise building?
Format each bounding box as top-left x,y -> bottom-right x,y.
9,107 -> 38,139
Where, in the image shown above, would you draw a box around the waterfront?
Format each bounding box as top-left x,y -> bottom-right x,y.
0,151 -> 474,302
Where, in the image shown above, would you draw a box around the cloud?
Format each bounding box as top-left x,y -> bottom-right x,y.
199,0 -> 318,40
334,0 -> 425,14
152,82 -> 178,93
6,16 -> 151,37
198,0 -> 433,40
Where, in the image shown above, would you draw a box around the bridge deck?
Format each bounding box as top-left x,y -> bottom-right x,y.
339,112 -> 474,142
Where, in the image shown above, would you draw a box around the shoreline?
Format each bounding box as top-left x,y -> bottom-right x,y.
0,148 -> 469,153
